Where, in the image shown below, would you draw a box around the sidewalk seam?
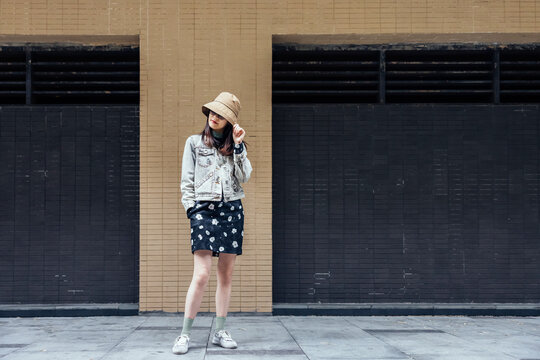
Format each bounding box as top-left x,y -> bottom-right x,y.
96,316 -> 150,360
343,317 -> 416,360
204,315 -> 215,359
276,316 -> 310,360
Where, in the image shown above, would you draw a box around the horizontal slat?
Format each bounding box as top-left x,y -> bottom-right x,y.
33,71 -> 138,76
387,89 -> 492,93
0,81 -> 26,86
501,61 -> 540,65
273,61 -> 378,70
500,90 -> 540,93
501,80 -> 540,85
33,90 -> 139,95
387,80 -> 492,85
501,70 -> 540,76
0,91 -> 25,94
387,61 -> 491,65
274,90 -> 378,95
273,80 -> 378,86
33,81 -> 138,85
0,72 -> 26,76
387,70 -> 492,75
273,71 -> 378,80
32,61 -> 138,66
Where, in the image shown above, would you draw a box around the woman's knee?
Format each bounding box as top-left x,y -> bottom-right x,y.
217,265 -> 234,285
192,250 -> 212,288
193,270 -> 211,288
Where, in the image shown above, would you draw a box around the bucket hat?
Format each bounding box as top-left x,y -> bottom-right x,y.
202,91 -> 241,125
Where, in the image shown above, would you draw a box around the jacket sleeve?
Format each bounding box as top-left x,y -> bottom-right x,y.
180,136 -> 196,212
233,142 -> 252,183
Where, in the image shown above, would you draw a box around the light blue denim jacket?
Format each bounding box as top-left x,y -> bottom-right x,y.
181,134 -> 252,214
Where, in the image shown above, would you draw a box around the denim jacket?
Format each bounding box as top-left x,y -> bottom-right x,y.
181,134 -> 252,214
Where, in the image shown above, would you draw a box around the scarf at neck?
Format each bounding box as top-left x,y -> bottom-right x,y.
211,129 -> 225,139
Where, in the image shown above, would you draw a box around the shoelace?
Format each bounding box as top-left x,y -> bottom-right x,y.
218,330 -> 233,342
176,335 -> 189,344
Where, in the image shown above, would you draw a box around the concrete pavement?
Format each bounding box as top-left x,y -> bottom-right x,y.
0,313 -> 539,359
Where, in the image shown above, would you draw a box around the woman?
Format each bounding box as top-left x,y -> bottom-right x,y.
172,91 -> 252,355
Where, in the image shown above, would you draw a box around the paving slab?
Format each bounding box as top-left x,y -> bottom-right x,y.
0,314 -> 538,359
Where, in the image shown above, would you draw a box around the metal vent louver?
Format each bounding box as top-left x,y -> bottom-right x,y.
273,44 -> 540,104
0,47 -> 26,104
31,47 -> 139,104
272,47 -> 380,103
0,45 -> 139,105
385,49 -> 493,103
500,48 -> 540,103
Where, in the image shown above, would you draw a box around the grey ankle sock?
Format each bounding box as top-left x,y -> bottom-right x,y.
181,317 -> 194,336
215,316 -> 226,331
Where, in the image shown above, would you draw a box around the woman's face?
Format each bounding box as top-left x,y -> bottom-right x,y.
208,110 -> 228,132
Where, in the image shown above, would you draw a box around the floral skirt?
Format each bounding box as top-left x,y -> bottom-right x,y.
187,197 -> 244,257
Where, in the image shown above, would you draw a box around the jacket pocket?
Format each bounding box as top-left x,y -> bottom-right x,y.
186,206 -> 194,219
186,200 -> 201,219
196,147 -> 215,168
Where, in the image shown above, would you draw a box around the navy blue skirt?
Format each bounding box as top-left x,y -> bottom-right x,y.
187,197 -> 244,257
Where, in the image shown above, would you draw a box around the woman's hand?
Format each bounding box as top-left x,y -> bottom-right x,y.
232,123 -> 245,144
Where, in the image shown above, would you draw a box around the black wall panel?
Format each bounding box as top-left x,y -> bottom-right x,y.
273,104 -> 540,303
0,106 -> 139,304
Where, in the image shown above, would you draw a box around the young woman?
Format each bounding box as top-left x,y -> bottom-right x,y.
172,91 -> 252,355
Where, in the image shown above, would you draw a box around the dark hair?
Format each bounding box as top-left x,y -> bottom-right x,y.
200,117 -> 248,156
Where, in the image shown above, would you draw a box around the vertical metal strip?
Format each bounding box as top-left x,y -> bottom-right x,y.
379,49 -> 386,104
25,47 -> 32,105
493,48 -> 500,104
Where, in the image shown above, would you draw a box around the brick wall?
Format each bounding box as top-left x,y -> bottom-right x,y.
0,0 -> 538,313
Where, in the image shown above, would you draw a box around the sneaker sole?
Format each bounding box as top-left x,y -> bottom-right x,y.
212,340 -> 237,349
172,348 -> 188,355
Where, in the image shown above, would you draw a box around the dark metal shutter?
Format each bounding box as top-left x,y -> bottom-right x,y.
272,43 -> 540,304
0,45 -> 139,304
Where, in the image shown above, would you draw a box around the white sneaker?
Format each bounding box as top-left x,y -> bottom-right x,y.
172,334 -> 190,354
212,329 -> 237,349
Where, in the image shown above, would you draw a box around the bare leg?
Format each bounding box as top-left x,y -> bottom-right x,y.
184,250 -> 213,319
215,253 -> 237,317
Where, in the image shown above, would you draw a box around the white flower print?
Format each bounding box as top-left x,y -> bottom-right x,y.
228,216 -> 232,222
238,213 -> 241,219
218,202 -> 223,207
212,219 -> 219,225
191,239 -> 194,245
219,246 -> 225,251
190,228 -> 193,233
209,237 -> 215,242
223,232 -> 227,237
241,230 -> 244,236
199,225 -> 204,229
232,241 -> 238,248
198,234 -> 202,240
195,214 -> 203,220
210,245 -> 213,250
231,206 -> 235,210
205,230 -> 210,235
239,205 -> 242,209
196,203 -> 202,208
209,203 -> 215,210
220,212 -> 225,216
231,228 -> 237,234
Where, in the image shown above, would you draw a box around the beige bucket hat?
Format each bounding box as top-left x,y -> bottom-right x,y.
202,91 -> 241,125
